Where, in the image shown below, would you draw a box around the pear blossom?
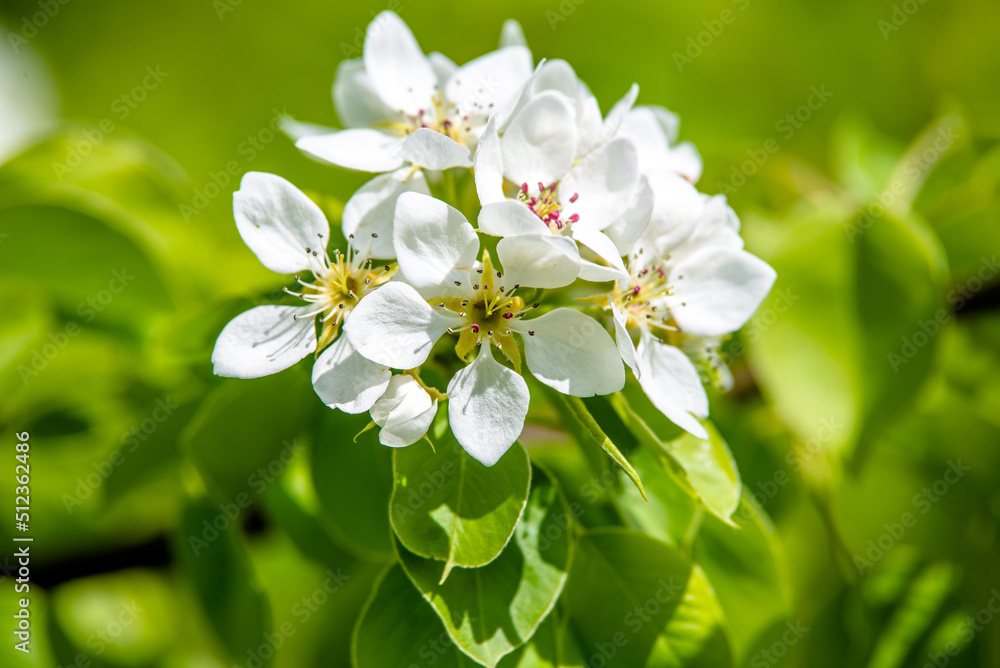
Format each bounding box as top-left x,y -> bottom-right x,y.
471,56 -> 655,283
291,12 -> 532,257
369,375 -> 439,447
605,173 -> 776,438
211,172 -> 394,414
345,192 -> 624,466
620,105 -> 703,183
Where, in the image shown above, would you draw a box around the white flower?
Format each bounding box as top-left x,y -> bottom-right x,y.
620,105 -> 703,183
607,174 -> 776,437
370,375 -> 438,447
291,12 -> 533,258
211,172 -> 394,414
473,69 -> 652,283
344,192 -> 624,466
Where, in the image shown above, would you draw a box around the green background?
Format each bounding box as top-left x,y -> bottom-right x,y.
1,0 -> 999,666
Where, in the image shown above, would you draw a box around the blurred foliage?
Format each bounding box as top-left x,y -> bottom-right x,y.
2,0 -> 999,666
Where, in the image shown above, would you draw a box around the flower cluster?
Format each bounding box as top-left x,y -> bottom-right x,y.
212,12 -> 776,466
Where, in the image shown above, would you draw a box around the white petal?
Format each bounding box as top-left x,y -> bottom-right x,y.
399,128 -> 472,170
636,170 -> 706,261
333,58 -> 399,128
571,227 -> 629,284
478,200 -> 548,237
296,129 -> 405,172
497,234 -> 580,289
515,308 -> 624,397
603,175 -> 654,255
664,141 -> 703,183
393,192 -> 479,296
345,282 -> 459,369
473,114 -> 506,205
363,11 -> 436,115
609,299 -> 639,378
577,260 -> 629,283
602,84 -> 639,142
447,344 -> 528,467
636,334 -> 708,439
447,46 -> 533,123
212,305 -> 316,379
668,247 -> 777,337
428,52 -> 458,87
499,20 -> 528,49
233,172 -> 330,274
343,168 -> 431,259
312,334 -> 391,413
371,375 -> 437,447
562,138 -> 639,230
677,195 -> 742,254
500,59 -> 575,134
279,117 -> 336,142
500,91 -> 576,187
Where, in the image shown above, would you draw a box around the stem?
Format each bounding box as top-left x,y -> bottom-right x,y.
553,393 -> 647,503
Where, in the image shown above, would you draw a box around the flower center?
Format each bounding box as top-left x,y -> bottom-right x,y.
432,252 -> 539,371
286,233 -> 394,351
611,257 -> 677,335
516,182 -> 580,233
386,91 -> 474,146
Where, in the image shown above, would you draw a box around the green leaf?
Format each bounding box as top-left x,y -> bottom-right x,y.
664,424 -> 741,525
352,565 -> 472,668
751,205 -> 947,471
564,527 -> 733,667
0,204 -> 176,331
174,495 -> 272,665
554,393 -> 646,501
311,409 -> 395,560
866,562 -> 956,668
262,453 -> 358,570
608,392 -> 739,525
390,436 -> 531,576
646,566 -> 733,668
50,570 -> 180,666
397,466 -> 572,667
181,372 -> 313,500
616,445 -> 700,548
693,495 -> 791,664
495,613 -> 561,668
